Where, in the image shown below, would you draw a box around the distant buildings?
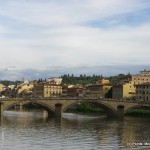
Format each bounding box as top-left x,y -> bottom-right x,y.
0,69 -> 150,101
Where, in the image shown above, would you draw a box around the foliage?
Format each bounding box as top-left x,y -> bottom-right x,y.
125,109 -> 150,117
106,73 -> 131,85
0,80 -> 21,86
61,73 -> 131,85
61,74 -> 103,85
67,102 -> 105,114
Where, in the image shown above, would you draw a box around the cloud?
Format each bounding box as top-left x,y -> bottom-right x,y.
0,64 -> 149,81
0,0 -> 149,80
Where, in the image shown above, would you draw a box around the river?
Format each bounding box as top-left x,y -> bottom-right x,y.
0,110 -> 150,150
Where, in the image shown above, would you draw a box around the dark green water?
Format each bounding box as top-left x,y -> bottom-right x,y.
0,110 -> 150,150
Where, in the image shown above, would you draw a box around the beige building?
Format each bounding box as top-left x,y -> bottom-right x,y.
0,84 -> 6,92
132,69 -> 150,85
47,78 -> 62,85
135,83 -> 150,101
33,80 -> 62,98
44,83 -> 62,97
112,81 -> 135,100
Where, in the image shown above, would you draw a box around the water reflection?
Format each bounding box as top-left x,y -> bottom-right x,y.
0,110 -> 150,150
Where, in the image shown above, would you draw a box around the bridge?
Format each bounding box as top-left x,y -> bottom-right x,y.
0,97 -> 150,119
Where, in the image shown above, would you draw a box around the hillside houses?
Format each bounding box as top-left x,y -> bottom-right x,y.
0,69 -> 150,102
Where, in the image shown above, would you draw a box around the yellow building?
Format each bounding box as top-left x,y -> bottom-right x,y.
112,81 -> 135,100
96,78 -> 109,84
135,83 -> 150,101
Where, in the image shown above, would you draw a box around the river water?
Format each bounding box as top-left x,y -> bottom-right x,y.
0,110 -> 150,150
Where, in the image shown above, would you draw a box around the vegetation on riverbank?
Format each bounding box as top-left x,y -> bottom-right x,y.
11,101 -> 150,117
68,102 -> 150,117
125,109 -> 150,117
67,101 -> 106,115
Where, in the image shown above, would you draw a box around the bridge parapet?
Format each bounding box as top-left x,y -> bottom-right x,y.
0,98 -> 150,118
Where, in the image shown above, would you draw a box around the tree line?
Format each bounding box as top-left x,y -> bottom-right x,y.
0,73 -> 131,86
61,73 -> 131,85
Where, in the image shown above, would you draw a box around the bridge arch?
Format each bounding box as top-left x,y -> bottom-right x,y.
63,101 -> 78,112
63,101 -> 117,117
124,105 -> 150,115
3,101 -> 55,116
3,102 -> 20,112
91,101 -> 117,117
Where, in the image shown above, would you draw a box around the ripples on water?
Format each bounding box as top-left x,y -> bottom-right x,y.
0,110 -> 150,150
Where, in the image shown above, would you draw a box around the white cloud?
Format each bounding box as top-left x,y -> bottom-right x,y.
0,0 -> 149,79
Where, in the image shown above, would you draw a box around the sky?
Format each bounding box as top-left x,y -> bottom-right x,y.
0,0 -> 150,80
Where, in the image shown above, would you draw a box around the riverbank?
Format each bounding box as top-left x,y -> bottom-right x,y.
125,109 -> 150,117
67,102 -> 150,117
66,101 -> 106,115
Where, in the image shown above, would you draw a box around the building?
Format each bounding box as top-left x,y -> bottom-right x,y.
33,83 -> 44,98
132,69 -> 150,85
135,82 -> 150,101
47,78 -> 62,85
67,87 -> 84,97
17,81 -> 34,98
33,81 -> 62,98
44,83 -> 62,97
96,78 -> 109,84
0,84 -> 6,92
86,84 -> 112,98
62,85 -> 68,97
112,81 -> 135,100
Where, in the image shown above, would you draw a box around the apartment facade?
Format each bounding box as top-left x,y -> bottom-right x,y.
44,83 -> 62,97
112,81 -> 135,99
132,69 -> 150,85
33,84 -> 44,98
135,83 -> 150,101
86,84 -> 112,98
33,81 -> 62,98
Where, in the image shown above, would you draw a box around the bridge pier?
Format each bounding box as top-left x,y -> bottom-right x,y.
117,105 -> 124,119
55,104 -> 62,117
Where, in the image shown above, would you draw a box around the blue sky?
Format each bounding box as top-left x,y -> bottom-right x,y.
0,0 -> 150,80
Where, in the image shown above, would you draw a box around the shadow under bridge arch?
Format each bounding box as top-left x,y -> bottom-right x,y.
124,105 -> 150,115
19,101 -> 55,117
62,100 -> 117,117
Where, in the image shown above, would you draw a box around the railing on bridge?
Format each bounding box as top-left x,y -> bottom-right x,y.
0,97 -> 150,105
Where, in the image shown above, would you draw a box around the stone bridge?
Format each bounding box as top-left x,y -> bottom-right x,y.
0,97 -> 150,119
